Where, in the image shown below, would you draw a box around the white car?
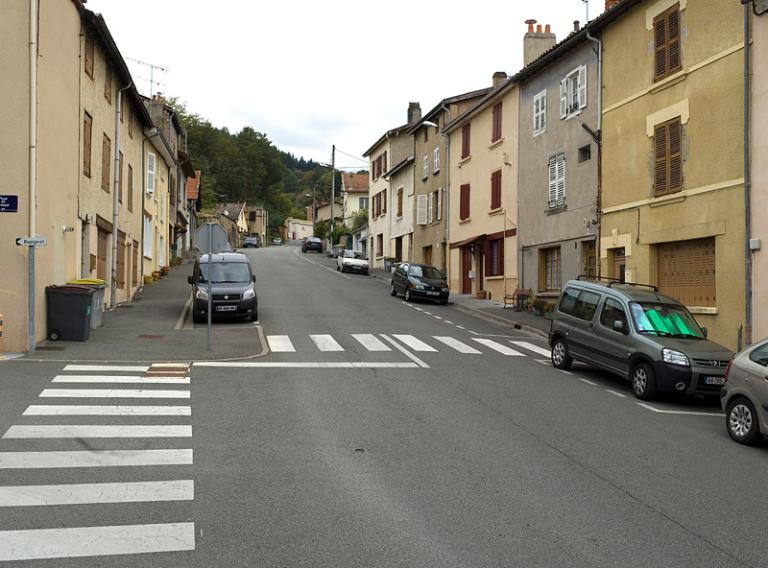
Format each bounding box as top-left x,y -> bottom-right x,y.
336,249 -> 369,275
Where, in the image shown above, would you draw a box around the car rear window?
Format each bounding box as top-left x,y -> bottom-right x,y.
559,288 -> 600,321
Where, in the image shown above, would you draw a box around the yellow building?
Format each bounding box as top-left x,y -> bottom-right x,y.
598,0 -> 747,350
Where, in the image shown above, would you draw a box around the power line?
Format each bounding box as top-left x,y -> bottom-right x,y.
334,148 -> 367,163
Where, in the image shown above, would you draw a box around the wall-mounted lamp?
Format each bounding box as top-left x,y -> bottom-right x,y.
62,225 -> 75,233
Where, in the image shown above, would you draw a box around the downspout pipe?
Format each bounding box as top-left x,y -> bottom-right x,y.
743,2 -> 752,347
28,0 -> 38,353
440,103 -> 451,273
111,82 -> 132,308
586,30 -> 603,277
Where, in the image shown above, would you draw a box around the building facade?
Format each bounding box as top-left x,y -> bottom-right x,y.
387,156 -> 416,263
341,172 -> 369,228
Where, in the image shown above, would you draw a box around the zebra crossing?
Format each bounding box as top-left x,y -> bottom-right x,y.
265,332 -> 551,359
0,362 -> 195,563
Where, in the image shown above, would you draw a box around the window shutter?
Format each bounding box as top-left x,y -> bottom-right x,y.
382,190 -> 386,214
548,156 -> 557,206
578,65 -> 587,109
556,154 -> 565,204
533,96 -> 539,133
654,123 -> 668,195
460,184 -> 470,220
668,10 -> 681,72
423,154 -> 428,178
436,189 -> 442,221
484,240 -> 492,277
383,151 -> 387,173
147,153 -> 155,194
559,79 -> 567,119
668,119 -> 682,190
654,15 -> 667,81
427,194 -> 433,223
83,113 -> 92,177
491,170 -> 501,210
416,194 -> 428,225
101,134 -> 111,191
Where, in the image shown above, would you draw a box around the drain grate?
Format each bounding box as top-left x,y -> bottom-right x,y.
137,334 -> 165,339
36,346 -> 65,351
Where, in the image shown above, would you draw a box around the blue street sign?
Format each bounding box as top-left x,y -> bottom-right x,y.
0,195 -> 18,213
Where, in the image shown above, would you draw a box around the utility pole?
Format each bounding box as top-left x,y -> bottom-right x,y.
330,145 -> 336,248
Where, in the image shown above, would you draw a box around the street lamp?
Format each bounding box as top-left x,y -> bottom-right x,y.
304,190 -> 317,224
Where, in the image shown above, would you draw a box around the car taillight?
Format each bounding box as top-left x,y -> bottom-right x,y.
723,360 -> 733,383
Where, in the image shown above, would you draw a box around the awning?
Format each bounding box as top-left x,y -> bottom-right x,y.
449,234 -> 485,249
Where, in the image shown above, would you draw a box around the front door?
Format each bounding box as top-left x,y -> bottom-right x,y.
395,237 -> 403,262
593,297 -> 631,375
613,248 -> 626,282
462,247 -> 472,294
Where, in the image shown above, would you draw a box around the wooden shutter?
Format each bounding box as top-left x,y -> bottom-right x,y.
559,79 -> 567,118
416,194 -> 428,225
654,117 -> 682,195
147,153 -> 155,194
548,156 -> 557,206
101,134 -> 111,191
657,238 -> 715,307
423,155 -> 429,178
97,229 -> 108,280
668,9 -> 681,73
654,5 -> 681,81
460,184 -> 470,220
654,123 -> 668,194
461,124 -> 470,158
116,231 -> 126,289
83,112 -> 92,177
382,190 -> 386,214
84,34 -> 94,78
491,170 -> 501,210
383,151 -> 387,173
556,154 -> 565,204
104,68 -> 112,103
492,102 -> 502,142
578,65 -> 587,109
654,13 -> 667,80
397,189 -> 403,217
127,164 -> 133,211
132,240 -> 139,286
427,193 -> 433,223
668,119 -> 682,190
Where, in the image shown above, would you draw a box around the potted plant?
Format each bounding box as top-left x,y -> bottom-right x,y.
143,275 -> 154,285
151,270 -> 161,281
160,266 -> 170,276
475,290 -> 489,300
532,298 -> 547,316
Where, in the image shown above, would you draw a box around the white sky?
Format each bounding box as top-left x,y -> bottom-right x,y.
86,0 -> 606,168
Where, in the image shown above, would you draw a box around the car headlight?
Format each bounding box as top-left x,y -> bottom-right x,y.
243,288 -> 256,300
414,284 -> 425,290
441,287 -> 449,292
662,348 -> 690,367
195,289 -> 208,300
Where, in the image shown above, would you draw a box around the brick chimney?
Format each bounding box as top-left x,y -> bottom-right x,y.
407,102 -> 422,124
492,71 -> 508,89
605,0 -> 622,10
523,19 -> 556,67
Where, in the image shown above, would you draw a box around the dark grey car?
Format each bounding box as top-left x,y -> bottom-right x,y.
188,253 -> 257,323
390,263 -> 449,305
548,278 -> 733,400
720,339 -> 768,445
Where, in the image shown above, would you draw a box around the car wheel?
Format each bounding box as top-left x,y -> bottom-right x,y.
439,298 -> 448,306
405,289 -> 412,302
631,362 -> 658,400
336,265 -> 340,271
726,397 -> 760,445
550,338 -> 573,370
192,313 -> 204,324
390,284 -> 397,297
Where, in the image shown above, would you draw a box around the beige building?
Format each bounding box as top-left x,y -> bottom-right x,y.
341,172 -> 369,228
246,205 -> 267,246
285,218 -> 314,241
444,74 -> 519,301
0,1 -> 154,353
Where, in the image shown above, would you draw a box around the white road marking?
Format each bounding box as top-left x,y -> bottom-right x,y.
444,320 -> 454,324
636,403 -> 724,417
0,449 -> 193,469
0,480 -> 194,507
413,307 -> 423,311
433,315 -> 443,320
24,405 -> 191,416
63,364 -> 150,372
309,334 -> 344,352
469,330 -> 480,335
470,338 -> 524,356
433,336 -> 482,354
3,425 -> 192,438
351,334 -> 391,351
578,378 -> 598,386
194,361 -> 419,369
52,375 -> 190,384
456,325 -> 466,329
267,335 -> 295,352
423,311 -> 432,316
509,341 -> 552,358
379,335 -> 430,369
0,522 -> 195,562
535,359 -> 550,365
391,334 -> 437,352
606,390 -> 628,398
39,389 -> 190,399
561,370 -> 574,375
150,363 -> 190,369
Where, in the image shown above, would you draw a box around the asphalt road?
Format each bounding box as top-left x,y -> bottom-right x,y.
0,241 -> 767,567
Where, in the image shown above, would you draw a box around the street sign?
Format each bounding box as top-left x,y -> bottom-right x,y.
15,236 -> 47,247
194,223 -> 228,255
0,195 -> 18,212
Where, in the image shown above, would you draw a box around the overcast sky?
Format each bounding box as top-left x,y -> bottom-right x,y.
86,0 -> 606,169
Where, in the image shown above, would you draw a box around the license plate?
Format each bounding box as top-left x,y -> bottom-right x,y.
704,376 -> 725,386
426,291 -> 439,296
216,305 -> 237,312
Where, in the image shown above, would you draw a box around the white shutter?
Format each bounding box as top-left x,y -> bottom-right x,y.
436,189 -> 442,221
540,91 -> 547,132
427,194 -> 433,223
556,153 -> 566,204
416,194 -> 428,225
559,79 -> 567,119
146,152 -> 155,195
578,65 -> 587,109
548,156 -> 557,207
423,155 -> 428,178
433,147 -> 440,172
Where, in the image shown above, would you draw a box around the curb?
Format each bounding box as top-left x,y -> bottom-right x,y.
451,304 -> 549,339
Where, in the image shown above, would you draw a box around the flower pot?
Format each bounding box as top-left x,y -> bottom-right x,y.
151,271 -> 161,281
160,266 -> 170,275
475,290 -> 488,300
143,275 -> 154,285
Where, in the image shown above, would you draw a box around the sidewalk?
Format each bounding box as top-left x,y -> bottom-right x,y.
18,259 -> 264,363
368,267 -> 550,338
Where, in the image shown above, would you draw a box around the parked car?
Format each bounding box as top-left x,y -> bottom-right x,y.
331,245 -> 345,258
188,253 -> 257,324
720,339 -> 768,445
302,237 -> 323,253
242,236 -> 260,248
336,249 -> 369,275
548,277 -> 733,400
271,237 -> 282,245
390,263 -> 449,305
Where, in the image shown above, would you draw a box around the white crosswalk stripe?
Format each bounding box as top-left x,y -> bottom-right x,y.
3,424 -> 192,438
63,364 -> 149,372
39,388 -> 190,399
0,480 -> 194,507
310,334 -> 344,351
432,336 -> 482,354
52,375 -> 190,384
351,334 -> 391,351
23,405 -> 191,416
509,341 -> 551,357
0,449 -> 193,469
471,338 -> 525,356
267,335 -> 295,352
391,334 -> 437,352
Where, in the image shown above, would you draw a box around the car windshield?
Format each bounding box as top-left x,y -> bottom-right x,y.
410,266 -> 443,279
341,250 -> 356,258
629,302 -> 704,339
198,262 -> 251,283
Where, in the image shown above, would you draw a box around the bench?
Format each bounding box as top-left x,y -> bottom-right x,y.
503,288 -> 531,310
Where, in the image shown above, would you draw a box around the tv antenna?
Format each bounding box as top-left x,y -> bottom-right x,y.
126,57 -> 168,97
582,0 -> 589,22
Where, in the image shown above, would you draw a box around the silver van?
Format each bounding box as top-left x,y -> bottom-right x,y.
548,277 -> 732,400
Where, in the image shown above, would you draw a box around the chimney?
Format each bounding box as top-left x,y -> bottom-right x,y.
492,71 -> 508,89
407,102 -> 422,124
573,20 -> 580,32
523,19 -> 557,66
605,0 -> 622,10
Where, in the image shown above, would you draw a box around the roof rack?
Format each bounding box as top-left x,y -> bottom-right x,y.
575,275 -> 658,292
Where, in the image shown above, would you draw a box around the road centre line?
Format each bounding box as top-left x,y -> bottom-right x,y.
379,335 -> 430,369
0,522 -> 195,562
52,375 -> 190,384
0,449 -> 193,469
0,480 -> 194,507
23,405 -> 191,416
433,315 -> 443,320
63,364 -> 149,372
193,361 -> 419,369
39,389 -> 190,399
606,390 -> 628,398
636,403 -> 724,417
578,378 -> 598,386
3,425 -> 192,438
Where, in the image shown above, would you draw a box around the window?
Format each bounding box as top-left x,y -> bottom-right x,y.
427,191 -> 433,223
383,151 -> 387,174
654,4 -> 682,81
749,344 -> 768,367
433,147 -> 440,173
146,152 -> 156,195
104,67 -> 113,104
397,188 -> 403,218
376,233 -> 384,257
578,144 -> 591,163
359,197 -> 368,209
558,287 -> 580,315
118,151 -> 123,203
657,237 -> 715,307
461,124 -> 471,159
485,238 -> 504,276
128,115 -> 134,139
84,34 -> 94,79
654,117 -> 682,195
547,153 -> 565,208
422,154 -> 429,179
101,134 -> 111,191
573,290 -> 600,321
490,170 -> 502,210
491,102 -> 502,142
600,298 -> 628,331
459,184 -> 470,220
582,241 -> 596,277
249,211 -> 257,221
127,164 -> 133,212
143,216 -> 153,258
560,65 -> 587,119
416,194 -> 428,225
83,112 -> 93,177
434,189 -> 442,221
540,246 -> 562,292
533,90 -> 547,136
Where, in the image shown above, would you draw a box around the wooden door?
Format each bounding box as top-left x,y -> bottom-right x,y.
462,247 -> 472,294
613,247 -> 626,283
116,231 -> 126,289
97,229 -> 108,280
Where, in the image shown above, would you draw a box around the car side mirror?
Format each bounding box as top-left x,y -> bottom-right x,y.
613,320 -> 626,334
701,327 -> 708,338
187,275 -> 194,285
252,275 -> 256,282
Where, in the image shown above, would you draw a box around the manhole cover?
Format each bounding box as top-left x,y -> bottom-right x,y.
138,335 -> 165,339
